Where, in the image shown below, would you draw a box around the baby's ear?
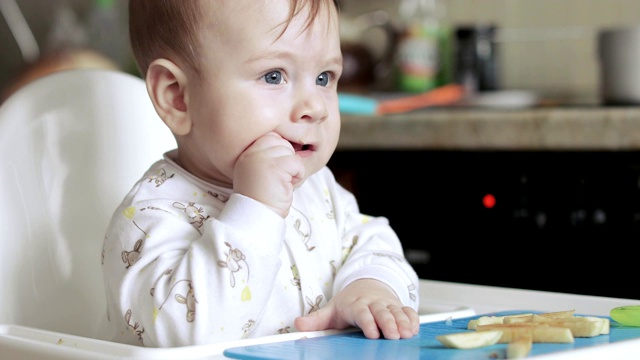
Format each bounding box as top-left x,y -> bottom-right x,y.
145,59 -> 191,136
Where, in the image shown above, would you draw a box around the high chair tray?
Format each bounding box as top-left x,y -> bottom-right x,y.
223,310 -> 640,360
0,303 -> 474,359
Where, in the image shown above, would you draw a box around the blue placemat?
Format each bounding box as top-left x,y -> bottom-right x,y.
223,310 -> 640,360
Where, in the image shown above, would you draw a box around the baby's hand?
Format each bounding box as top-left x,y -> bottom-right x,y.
233,132 -> 305,218
294,279 -> 420,339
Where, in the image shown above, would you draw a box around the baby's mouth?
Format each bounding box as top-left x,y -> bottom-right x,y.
290,142 -> 314,152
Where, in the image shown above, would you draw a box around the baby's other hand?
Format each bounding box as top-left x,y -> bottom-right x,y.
294,279 -> 420,340
234,132 -> 305,218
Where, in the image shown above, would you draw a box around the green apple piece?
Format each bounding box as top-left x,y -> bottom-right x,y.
611,305 -> 640,327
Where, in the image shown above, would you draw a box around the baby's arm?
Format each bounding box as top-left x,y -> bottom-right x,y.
294,178 -> 420,339
103,182 -> 286,347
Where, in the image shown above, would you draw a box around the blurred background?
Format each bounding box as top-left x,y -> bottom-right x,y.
3,0 -> 640,299
1,0 -> 640,103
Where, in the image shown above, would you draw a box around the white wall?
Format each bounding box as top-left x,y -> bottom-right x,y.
341,0 -> 640,104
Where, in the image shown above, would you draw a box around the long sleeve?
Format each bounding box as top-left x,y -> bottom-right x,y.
102,157 -> 290,347
318,170 -> 420,309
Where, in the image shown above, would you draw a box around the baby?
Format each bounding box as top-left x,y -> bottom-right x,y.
101,0 -> 420,347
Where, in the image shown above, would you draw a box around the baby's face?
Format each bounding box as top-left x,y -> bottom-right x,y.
180,0 -> 342,187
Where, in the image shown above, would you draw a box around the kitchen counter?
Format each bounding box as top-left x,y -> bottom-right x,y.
338,106 -> 640,151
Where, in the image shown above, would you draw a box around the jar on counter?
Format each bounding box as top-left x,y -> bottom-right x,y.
454,25 -> 500,94
395,0 -> 444,93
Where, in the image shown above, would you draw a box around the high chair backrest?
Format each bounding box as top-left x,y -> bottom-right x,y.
0,69 -> 176,338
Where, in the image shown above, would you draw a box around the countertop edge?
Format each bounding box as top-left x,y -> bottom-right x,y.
337,107 -> 640,150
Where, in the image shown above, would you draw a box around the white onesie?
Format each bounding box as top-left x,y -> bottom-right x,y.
101,150 -> 419,347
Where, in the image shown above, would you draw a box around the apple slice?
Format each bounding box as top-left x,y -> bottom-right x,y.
476,323 -> 574,343
507,333 -> 533,359
468,313 -> 533,329
436,330 -> 502,349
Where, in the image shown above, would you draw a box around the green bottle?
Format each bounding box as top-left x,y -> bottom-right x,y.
395,0 -> 443,93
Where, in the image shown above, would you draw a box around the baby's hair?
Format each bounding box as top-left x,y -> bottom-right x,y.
129,0 -> 339,78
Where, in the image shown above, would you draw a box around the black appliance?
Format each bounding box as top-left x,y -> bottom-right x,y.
328,150 -> 640,300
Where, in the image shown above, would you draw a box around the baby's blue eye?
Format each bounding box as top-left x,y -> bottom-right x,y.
316,72 -> 329,86
264,71 -> 283,84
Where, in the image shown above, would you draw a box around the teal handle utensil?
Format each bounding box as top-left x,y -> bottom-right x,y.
611,305 -> 640,326
338,93 -> 378,115
338,84 -> 465,115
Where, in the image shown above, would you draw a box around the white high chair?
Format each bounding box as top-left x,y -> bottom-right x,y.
0,69 -> 182,358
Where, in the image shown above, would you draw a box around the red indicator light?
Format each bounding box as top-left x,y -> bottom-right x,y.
483,194 -> 496,209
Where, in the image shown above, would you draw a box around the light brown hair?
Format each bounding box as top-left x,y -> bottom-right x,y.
129,0 -> 340,78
